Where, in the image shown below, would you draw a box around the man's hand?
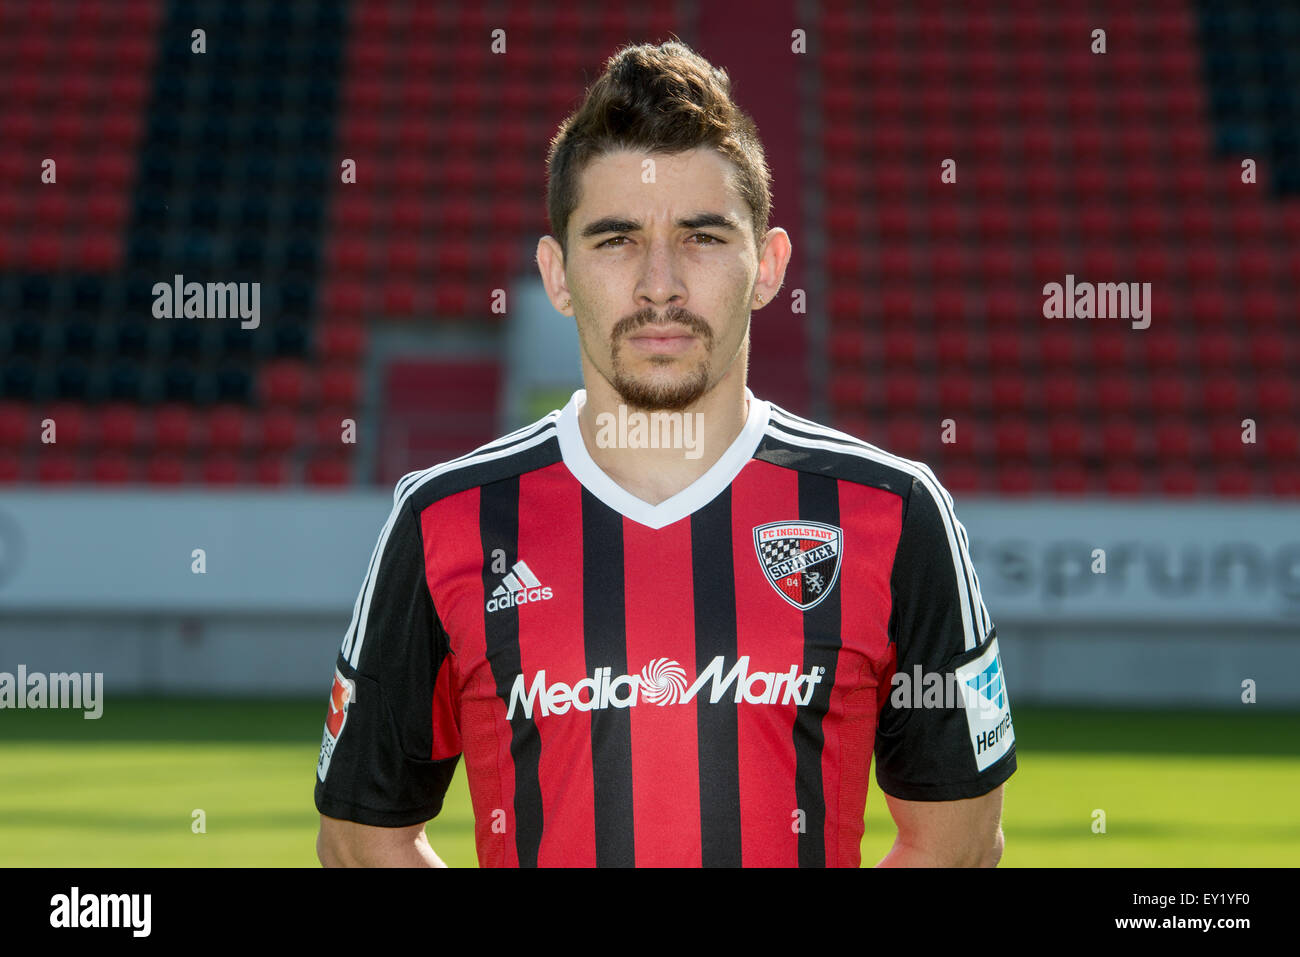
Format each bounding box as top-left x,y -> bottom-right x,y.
317,815 -> 447,867
875,785 -> 1005,867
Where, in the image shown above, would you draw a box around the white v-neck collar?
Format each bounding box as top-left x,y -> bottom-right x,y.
556,388 -> 770,530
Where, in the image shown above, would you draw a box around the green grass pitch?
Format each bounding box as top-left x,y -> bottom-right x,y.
2,699 -> 1297,866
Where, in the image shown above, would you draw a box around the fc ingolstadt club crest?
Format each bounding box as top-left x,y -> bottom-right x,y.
753,521 -> 844,611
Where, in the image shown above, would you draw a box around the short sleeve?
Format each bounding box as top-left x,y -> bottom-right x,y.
314,488 -> 462,827
874,474 -> 1016,801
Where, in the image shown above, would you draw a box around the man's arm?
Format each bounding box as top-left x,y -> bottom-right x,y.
317,814 -> 448,867
876,785 -> 1004,867
314,490 -> 463,866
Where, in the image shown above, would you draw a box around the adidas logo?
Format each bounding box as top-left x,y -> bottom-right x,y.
486,560 -> 554,613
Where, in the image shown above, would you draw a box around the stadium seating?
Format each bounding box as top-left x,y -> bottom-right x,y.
821,0 -> 1298,496
0,0 -> 1293,496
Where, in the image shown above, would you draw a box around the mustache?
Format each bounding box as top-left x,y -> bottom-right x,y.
610,305 -> 714,344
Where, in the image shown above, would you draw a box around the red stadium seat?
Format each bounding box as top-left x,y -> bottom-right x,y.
261,361 -> 312,407
1101,420 -> 1141,459
1149,375 -> 1190,415
258,409 -> 300,452
987,331 -> 1023,366
254,455 -> 291,486
318,322 -> 367,362
883,330 -> 922,365
43,403 -> 88,447
1210,422 -> 1251,462
931,287 -> 968,326
90,450 -> 133,484
990,377 -> 1030,414
305,456 -> 352,487
1103,463 -> 1146,495
830,328 -> 869,365
314,409 -> 356,450
1039,331 -> 1080,368
1184,245 -> 1223,283
1157,463 -> 1201,496
1049,463 -> 1090,495
1096,376 -> 1136,415
153,404 -> 195,451
201,455 -> 244,486
936,329 -> 970,366
323,279 -> 367,319
320,366 -> 361,406
0,403 -> 28,448
1263,423 -> 1300,462
884,416 -> 929,460
1213,466 -> 1255,497
97,404 -> 142,450
1197,335 -> 1238,370
1270,467 -> 1300,497
1040,374 -> 1081,416
1047,419 -> 1086,459
1256,377 -> 1294,415
1141,334 -> 1184,370
1154,420 -> 1198,460
331,236 -> 372,275
937,372 -> 977,413
995,463 -> 1036,495
829,373 -> 868,410
993,420 -> 1034,458
38,451 -> 81,483
934,462 -> 980,495
883,372 -> 921,409
145,453 -> 186,485
204,405 -> 248,452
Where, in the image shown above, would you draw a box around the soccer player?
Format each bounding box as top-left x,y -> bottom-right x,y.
315,40 -> 1014,867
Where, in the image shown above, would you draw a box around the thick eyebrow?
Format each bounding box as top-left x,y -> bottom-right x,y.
578,211 -> 741,239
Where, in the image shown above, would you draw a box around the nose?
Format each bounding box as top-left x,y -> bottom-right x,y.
633,237 -> 688,311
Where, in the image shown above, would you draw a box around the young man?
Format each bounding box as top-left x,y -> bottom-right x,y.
315,40 -> 1014,867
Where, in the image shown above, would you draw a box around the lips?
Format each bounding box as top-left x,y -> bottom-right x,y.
625,326 -> 697,354
629,324 -> 695,340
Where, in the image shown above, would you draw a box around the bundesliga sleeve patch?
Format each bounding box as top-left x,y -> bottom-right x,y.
317,667 -> 356,782
953,637 -> 1014,772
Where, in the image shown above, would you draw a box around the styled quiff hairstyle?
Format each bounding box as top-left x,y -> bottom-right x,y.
545,40 -> 772,258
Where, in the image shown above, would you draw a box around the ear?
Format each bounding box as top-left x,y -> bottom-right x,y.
750,227 -> 792,309
536,235 -> 573,314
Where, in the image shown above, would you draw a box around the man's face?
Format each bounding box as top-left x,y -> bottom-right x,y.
560,148 -> 760,411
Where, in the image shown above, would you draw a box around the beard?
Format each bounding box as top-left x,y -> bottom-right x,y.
607,304 -> 715,412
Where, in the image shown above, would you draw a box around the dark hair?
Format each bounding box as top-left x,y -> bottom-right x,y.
545,40 -> 772,257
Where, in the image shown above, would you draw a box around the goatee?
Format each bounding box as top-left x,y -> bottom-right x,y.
608,305 -> 714,412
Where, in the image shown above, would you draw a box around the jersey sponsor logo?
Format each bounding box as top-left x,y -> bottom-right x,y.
486,560 -> 553,612
317,667 -> 355,781
753,521 -> 843,610
505,655 -> 827,720
953,636 -> 1014,771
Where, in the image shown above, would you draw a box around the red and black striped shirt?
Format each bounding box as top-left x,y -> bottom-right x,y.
315,390 -> 1016,867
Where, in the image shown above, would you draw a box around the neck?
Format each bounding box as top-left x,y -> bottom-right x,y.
576,363 -> 749,506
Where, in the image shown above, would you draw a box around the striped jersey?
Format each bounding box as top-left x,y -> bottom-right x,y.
314,389 -> 1016,867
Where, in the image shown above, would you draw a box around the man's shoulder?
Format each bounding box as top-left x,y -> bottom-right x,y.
391,409 -> 565,514
756,401 -> 950,507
